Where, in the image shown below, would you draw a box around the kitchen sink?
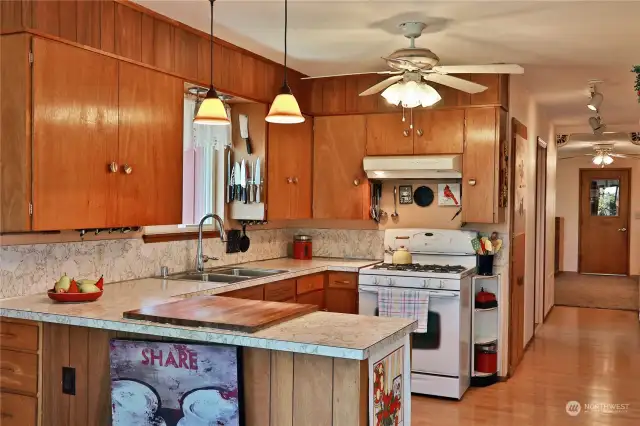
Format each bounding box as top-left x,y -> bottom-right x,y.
166,272 -> 250,283
206,267 -> 287,278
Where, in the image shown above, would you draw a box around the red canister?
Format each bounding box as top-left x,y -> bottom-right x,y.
293,235 -> 312,260
475,342 -> 498,374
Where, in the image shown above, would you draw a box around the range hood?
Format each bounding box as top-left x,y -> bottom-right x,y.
363,155 -> 462,180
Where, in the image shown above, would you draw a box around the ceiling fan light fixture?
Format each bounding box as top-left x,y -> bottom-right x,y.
587,92 -> 603,111
603,154 -> 614,165
592,154 -> 604,165
381,81 -> 441,108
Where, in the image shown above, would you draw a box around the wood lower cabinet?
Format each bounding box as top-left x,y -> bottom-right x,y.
325,272 -> 358,314
462,107 -> 507,223
116,62 -> 183,226
267,119 -> 313,220
296,289 -> 325,310
220,285 -> 264,301
413,109 -> 465,154
264,279 -> 296,302
366,113 -> 413,156
313,115 -> 369,220
0,392 -> 37,426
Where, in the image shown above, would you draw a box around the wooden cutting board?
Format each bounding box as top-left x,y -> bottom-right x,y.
123,296 -> 318,333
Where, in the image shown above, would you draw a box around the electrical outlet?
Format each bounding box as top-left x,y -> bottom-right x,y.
225,230 -> 242,254
62,367 -> 76,395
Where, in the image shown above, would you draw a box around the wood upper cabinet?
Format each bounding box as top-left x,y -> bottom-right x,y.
366,113 -> 413,156
116,62 -> 183,226
31,37 -> 119,231
462,107 -> 506,223
313,116 -> 369,220
267,118 -> 313,220
413,109 -> 465,154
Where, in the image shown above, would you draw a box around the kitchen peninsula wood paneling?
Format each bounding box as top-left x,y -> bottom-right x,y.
76,0 -> 101,49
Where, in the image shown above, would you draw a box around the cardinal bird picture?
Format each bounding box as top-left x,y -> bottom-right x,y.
439,184 -> 461,206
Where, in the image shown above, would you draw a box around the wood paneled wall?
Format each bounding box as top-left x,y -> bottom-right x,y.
304,73 -> 509,116
0,0 -> 308,109
41,324 -> 367,426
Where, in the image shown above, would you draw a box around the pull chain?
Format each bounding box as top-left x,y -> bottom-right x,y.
410,108 -> 414,129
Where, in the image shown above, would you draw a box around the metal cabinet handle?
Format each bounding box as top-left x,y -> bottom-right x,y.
353,178 -> 360,186
108,162 -> 119,173
286,177 -> 293,184
468,179 -> 477,186
618,228 -> 627,232
123,164 -> 133,175
416,129 -> 424,137
403,130 -> 411,137
292,177 -> 298,184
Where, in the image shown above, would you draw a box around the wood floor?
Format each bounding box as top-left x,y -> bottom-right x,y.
412,306 -> 640,425
555,272 -> 639,311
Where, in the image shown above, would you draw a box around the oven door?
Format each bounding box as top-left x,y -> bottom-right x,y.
358,284 -> 461,377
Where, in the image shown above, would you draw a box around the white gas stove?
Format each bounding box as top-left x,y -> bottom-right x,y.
358,229 -> 477,400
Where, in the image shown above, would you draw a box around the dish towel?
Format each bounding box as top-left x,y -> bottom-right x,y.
378,288 -> 429,333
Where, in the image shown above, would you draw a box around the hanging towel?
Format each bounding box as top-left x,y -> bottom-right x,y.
378,288 -> 429,332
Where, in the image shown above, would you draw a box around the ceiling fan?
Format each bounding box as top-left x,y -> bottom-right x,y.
560,144 -> 640,167
302,21 -> 524,102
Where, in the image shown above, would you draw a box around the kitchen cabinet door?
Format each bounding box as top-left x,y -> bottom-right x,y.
413,109 -> 465,154
296,289 -> 325,310
325,288 -> 357,314
290,118 -> 313,219
31,38 -> 119,231
366,113 -> 413,156
462,107 -> 500,223
313,115 -> 369,220
116,62 -> 183,226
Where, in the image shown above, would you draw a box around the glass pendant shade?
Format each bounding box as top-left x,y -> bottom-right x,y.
194,89 -> 230,125
266,86 -> 305,123
603,154 -> 614,165
382,81 -> 442,108
592,154 -> 604,165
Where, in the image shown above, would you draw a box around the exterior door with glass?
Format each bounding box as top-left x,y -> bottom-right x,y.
579,169 -> 630,275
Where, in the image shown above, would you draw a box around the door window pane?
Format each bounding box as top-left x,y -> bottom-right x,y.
589,179 -> 620,216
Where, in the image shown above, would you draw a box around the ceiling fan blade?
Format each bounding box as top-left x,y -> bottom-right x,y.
301,71 -> 401,80
431,64 -> 524,74
422,73 -> 488,94
359,75 -> 404,96
559,155 -> 593,160
611,153 -> 640,159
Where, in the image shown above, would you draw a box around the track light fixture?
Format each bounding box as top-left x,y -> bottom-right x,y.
588,116 -> 605,135
587,82 -> 603,112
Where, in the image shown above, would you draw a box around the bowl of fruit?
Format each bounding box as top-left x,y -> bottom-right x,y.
47,273 -> 104,303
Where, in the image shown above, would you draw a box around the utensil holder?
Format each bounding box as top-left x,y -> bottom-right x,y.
477,255 -> 495,276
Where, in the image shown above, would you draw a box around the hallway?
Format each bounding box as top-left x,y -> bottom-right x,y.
555,273 -> 639,311
412,307 -> 640,425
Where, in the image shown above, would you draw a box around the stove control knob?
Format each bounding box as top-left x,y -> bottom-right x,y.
386,277 -> 392,286
423,279 -> 429,288
439,280 -> 445,289
373,277 -> 379,285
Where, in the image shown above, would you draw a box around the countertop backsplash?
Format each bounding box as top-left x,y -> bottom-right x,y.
0,228 -> 385,298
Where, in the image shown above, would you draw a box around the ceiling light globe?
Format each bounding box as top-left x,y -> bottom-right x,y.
381,82 -> 404,106
266,93 -> 305,124
592,154 -> 604,165
194,95 -> 231,125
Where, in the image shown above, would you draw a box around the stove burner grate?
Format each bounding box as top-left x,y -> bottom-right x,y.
372,263 -> 467,273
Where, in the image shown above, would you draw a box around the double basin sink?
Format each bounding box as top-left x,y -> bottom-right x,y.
166,267 -> 287,283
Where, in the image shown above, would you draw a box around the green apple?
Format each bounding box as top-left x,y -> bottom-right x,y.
54,273 -> 71,292
79,283 -> 101,293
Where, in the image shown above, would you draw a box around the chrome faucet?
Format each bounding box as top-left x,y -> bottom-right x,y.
196,213 -> 227,272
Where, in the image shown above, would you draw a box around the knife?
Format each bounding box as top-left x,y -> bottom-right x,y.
240,159 -> 247,204
234,162 -> 241,202
226,150 -> 232,203
255,157 -> 261,204
248,160 -> 254,203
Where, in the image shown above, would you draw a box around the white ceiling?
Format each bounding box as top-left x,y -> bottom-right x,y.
137,0 -> 640,129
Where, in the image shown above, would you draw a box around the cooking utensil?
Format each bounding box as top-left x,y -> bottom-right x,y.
255,157 -> 261,203
391,236 -> 412,264
226,150 -> 232,203
233,162 -> 241,202
414,186 -> 434,207
391,186 -> 399,219
240,159 -> 247,203
239,113 -> 252,154
239,224 -> 250,252
248,160 -> 254,203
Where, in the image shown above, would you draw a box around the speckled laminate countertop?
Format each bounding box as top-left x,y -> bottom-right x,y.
0,257 -> 416,360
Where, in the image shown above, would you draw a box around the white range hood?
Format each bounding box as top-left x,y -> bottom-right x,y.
363,155 -> 462,180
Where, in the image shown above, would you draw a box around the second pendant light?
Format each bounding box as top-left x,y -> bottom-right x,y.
266,0 -> 304,124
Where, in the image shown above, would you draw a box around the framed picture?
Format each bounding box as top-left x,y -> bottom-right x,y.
398,185 -> 413,204
438,183 -> 461,206
110,339 -> 243,426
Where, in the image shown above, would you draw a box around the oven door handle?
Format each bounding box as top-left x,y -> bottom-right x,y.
426,291 -> 459,298
358,285 -> 380,294
358,286 -> 459,298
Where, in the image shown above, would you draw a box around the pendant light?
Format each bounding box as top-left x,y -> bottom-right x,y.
194,0 -> 230,126
266,0 -> 305,124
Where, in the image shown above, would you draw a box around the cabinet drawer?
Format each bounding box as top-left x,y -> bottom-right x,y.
265,280 -> 296,302
0,392 -> 36,426
0,350 -> 38,395
0,320 -> 38,352
296,289 -> 325,310
220,285 -> 264,301
327,272 -> 357,290
296,274 -> 325,295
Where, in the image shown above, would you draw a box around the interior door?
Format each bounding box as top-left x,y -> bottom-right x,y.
266,123 -> 295,219
579,169 -> 630,275
290,117 -> 313,219
413,109 -> 465,154
365,113 -> 413,156
32,37 -> 118,230
313,115 -> 368,219
116,62 -> 183,226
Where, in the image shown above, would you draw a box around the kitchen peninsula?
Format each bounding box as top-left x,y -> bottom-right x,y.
0,259 -> 415,426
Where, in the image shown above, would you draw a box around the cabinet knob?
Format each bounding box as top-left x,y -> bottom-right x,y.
403,130 -> 411,137
286,177 -> 293,184
468,179 -> 477,186
618,228 -> 627,232
108,162 -> 119,173
292,177 -> 299,184
416,129 -> 424,137
353,178 -> 360,186
123,164 -> 133,175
